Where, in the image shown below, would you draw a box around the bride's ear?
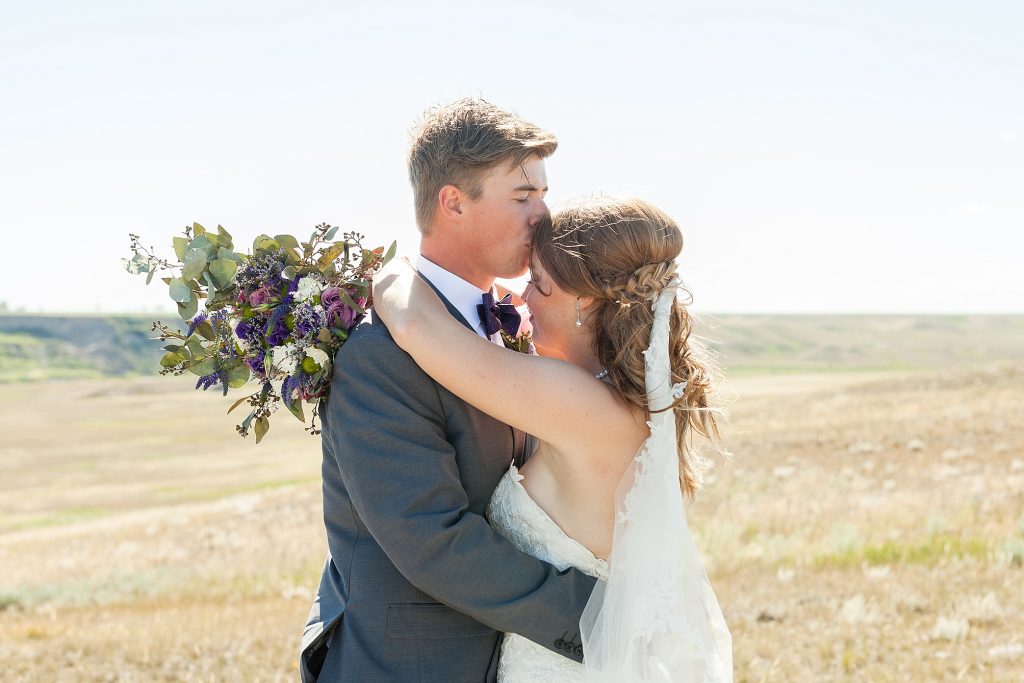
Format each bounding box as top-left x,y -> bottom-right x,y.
578,295 -> 596,312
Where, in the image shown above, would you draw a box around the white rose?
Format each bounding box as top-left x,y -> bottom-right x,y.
295,275 -> 324,302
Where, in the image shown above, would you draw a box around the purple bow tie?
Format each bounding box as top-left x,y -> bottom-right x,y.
477,292 -> 521,338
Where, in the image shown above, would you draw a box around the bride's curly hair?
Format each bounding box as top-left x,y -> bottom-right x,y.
533,195 -> 722,497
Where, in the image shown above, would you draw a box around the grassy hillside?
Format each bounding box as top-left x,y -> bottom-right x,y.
0,315 -> 162,382
2,365 -> 1021,680
2,313 -> 1022,383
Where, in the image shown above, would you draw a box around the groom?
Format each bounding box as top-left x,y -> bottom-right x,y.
301,99 -> 597,682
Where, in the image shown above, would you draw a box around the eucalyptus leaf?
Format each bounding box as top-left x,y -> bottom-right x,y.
241,410 -> 255,434
122,254 -> 148,275
194,320 -> 216,341
169,277 -> 192,303
188,357 -> 218,377
281,265 -> 297,281
318,243 -> 346,267
183,337 -> 204,357
275,234 -> 300,250
182,248 -> 208,281
253,235 -> 280,254
160,351 -> 185,368
202,271 -> 218,302
283,248 -> 301,265
254,416 -> 269,443
227,394 -> 251,414
217,224 -> 233,245
189,234 -> 215,258
193,222 -> 206,236
146,269 -> 156,285
218,247 -> 244,263
209,258 -> 239,288
173,236 -> 188,261
287,398 -> 305,422
177,291 -> 199,321
226,363 -> 250,388
162,344 -> 182,352
324,225 -> 339,241
382,240 -> 397,265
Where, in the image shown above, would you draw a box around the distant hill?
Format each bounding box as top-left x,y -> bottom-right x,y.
697,314 -> 1024,375
1,313 -> 1022,382
0,315 -> 162,382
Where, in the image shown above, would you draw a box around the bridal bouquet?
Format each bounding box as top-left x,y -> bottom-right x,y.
124,222 -> 395,442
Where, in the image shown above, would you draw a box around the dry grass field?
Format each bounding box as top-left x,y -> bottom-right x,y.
2,357 -> 1023,680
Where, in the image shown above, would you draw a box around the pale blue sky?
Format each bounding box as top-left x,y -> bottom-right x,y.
1,1 -> 1021,313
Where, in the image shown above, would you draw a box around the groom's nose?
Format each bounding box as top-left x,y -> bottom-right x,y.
529,203 -> 549,228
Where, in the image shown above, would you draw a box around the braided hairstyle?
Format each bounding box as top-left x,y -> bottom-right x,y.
532,196 -> 721,497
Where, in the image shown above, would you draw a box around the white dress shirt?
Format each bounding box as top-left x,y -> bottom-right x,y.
416,255 -> 504,345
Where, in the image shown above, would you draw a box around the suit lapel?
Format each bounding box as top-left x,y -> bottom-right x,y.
417,271 -> 522,466
419,273 -> 478,333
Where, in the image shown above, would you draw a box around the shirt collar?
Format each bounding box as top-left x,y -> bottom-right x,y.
416,255 -> 492,338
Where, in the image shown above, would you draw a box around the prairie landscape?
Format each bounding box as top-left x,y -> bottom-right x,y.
1,315 -> 1022,682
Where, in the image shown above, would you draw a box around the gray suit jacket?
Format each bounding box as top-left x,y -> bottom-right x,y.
301,286 -> 597,682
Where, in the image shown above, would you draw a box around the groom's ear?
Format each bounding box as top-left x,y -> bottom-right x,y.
437,184 -> 464,221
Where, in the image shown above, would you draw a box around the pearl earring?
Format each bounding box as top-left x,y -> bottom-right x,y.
575,299 -> 582,328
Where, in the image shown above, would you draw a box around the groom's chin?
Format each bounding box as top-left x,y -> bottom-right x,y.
504,261 -> 530,279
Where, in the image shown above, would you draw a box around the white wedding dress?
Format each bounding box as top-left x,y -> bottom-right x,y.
487,463 -> 609,682
485,281 -> 732,683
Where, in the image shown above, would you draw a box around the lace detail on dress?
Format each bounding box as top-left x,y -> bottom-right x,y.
486,465 -> 608,682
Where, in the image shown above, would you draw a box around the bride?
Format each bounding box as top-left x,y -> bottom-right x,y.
372,195 -> 732,682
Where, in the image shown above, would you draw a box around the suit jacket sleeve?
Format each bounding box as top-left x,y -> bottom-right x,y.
323,325 -> 596,661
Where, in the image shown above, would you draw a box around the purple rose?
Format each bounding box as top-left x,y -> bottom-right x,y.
249,286 -> 273,307
327,301 -> 356,330
321,285 -> 341,309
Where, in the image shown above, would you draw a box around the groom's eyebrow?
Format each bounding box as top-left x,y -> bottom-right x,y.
513,183 -> 547,192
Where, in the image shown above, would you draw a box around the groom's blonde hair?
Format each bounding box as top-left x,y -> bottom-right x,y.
407,98 -> 557,233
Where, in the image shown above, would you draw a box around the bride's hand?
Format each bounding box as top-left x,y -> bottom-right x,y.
371,256 -> 443,342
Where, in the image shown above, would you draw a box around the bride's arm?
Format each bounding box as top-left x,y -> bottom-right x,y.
372,259 -> 632,455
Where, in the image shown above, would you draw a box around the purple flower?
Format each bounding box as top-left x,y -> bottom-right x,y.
266,319 -> 290,346
195,369 -> 228,396
249,286 -> 273,307
186,312 -> 208,337
327,301 -> 356,330
294,303 -> 326,337
246,353 -> 265,377
321,285 -> 340,309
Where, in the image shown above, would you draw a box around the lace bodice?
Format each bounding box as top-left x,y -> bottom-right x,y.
486,464 -> 608,681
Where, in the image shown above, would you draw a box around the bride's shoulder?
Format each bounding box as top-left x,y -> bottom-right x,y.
553,381 -> 649,471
